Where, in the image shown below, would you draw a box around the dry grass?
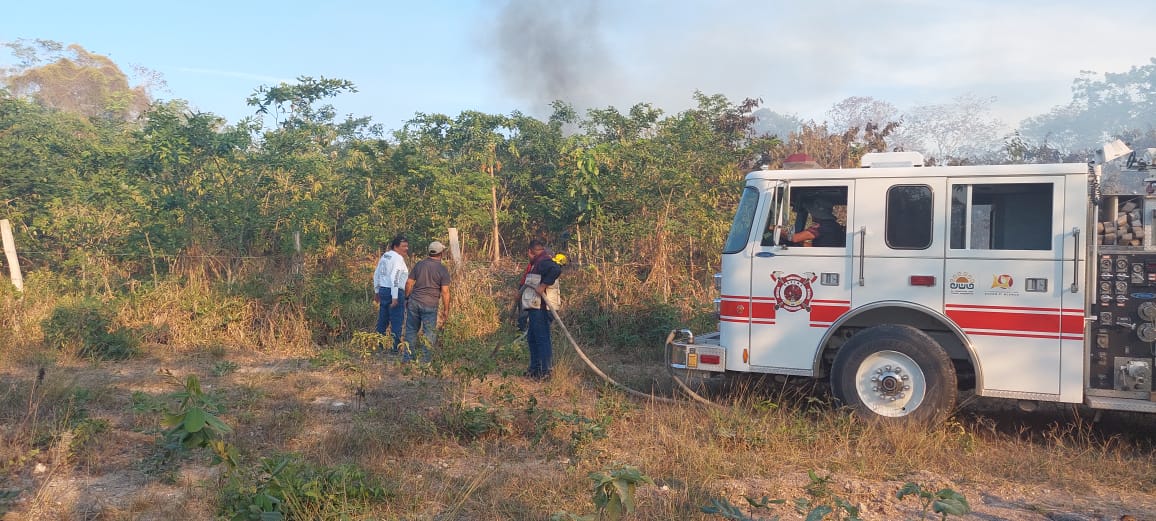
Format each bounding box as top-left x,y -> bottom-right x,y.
1,262 -> 1155,520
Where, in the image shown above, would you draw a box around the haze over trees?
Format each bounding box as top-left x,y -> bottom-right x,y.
1020,58 -> 1156,154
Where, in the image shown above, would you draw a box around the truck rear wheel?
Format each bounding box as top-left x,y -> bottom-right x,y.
830,325 -> 957,424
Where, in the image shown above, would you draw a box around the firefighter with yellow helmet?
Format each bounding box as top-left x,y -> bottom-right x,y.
519,239 -> 564,380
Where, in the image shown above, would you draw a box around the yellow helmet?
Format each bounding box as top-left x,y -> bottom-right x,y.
552,253 -> 569,266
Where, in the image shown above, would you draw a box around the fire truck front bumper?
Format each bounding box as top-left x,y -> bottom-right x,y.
666,329 -> 726,378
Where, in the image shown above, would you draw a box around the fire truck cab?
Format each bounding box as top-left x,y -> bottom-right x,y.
668,143 -> 1156,422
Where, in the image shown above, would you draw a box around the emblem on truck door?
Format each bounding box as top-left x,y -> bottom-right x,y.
771,272 -> 818,312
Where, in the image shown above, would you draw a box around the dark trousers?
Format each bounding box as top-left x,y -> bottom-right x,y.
376,288 -> 405,352
526,309 -> 553,377
404,302 -> 438,363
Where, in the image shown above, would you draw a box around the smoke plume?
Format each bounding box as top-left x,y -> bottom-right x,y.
489,0 -> 619,114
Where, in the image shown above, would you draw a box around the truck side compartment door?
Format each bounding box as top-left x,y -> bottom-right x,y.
944,176 -> 1068,397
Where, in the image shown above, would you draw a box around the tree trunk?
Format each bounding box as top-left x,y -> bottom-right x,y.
487,164 -> 501,266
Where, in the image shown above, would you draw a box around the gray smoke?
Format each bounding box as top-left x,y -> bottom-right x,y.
489,0 -> 619,114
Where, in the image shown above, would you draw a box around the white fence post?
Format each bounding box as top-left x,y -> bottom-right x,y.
448,228 -> 461,262
1,219 -> 23,291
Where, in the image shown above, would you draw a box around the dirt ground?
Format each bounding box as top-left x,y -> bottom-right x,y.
2,351 -> 1155,520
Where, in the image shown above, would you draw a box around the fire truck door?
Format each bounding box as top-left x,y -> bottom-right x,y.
850,178 -> 947,314
942,177 -> 1069,396
748,180 -> 854,373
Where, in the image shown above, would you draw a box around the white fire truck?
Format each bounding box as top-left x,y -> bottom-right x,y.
668,142 -> 1156,422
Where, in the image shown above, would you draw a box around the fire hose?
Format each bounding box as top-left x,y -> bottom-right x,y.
545,307 -> 722,409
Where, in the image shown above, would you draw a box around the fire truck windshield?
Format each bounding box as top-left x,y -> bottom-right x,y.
723,186 -> 760,254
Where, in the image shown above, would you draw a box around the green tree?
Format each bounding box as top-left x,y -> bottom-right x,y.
392,111 -> 512,257
443,111 -> 518,265
0,91 -> 143,282
245,76 -> 377,254
503,107 -> 569,245
130,103 -> 257,260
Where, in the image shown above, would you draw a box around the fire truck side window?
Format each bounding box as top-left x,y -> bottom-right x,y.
724,186 -> 760,254
784,186 -> 848,247
885,185 -> 933,249
950,183 -> 1053,250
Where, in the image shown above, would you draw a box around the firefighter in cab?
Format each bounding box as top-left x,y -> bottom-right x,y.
781,197 -> 844,247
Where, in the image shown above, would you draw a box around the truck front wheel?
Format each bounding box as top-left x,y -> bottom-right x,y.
830,325 -> 957,424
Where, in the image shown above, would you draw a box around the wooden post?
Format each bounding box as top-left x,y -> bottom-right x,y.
293,230 -> 302,276
448,228 -> 462,273
145,232 -> 159,287
1,219 -> 23,291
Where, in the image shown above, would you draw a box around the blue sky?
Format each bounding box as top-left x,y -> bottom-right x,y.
3,0 -> 1155,132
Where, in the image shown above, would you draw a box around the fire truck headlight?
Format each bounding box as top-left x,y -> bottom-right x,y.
713,273 -> 722,291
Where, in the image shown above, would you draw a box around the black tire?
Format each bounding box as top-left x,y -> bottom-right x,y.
830,324 -> 957,424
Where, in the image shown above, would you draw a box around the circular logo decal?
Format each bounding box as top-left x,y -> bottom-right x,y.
772,272 -> 817,312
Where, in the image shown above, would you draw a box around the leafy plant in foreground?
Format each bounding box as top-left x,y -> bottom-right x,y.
702,470 -> 861,521
141,373 -> 238,479
792,470 -> 861,520
162,374 -> 232,451
551,465 -> 654,521
703,477 -> 971,521
132,374 -> 235,480
218,453 -> 390,520
0,488 -> 19,515
896,482 -> 970,520
350,330 -> 390,359
701,495 -> 786,520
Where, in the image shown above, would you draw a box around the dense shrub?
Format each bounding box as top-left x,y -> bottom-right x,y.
299,270 -> 372,345
566,297 -> 687,354
218,453 -> 392,519
41,299 -> 138,360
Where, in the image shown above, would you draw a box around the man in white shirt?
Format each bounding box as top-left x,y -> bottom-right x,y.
373,235 -> 409,353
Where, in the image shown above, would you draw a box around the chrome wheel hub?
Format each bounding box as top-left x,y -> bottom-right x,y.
855,351 -> 927,417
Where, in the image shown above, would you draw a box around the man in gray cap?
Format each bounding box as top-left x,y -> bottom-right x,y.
403,241 -> 451,363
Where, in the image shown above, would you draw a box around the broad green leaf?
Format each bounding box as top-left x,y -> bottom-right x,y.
603,497 -> 623,521
896,482 -> 922,499
932,489 -> 970,515
203,413 -> 233,434
182,429 -> 206,448
613,480 -> 635,512
805,505 -> 833,521
161,412 -> 184,428
184,407 -> 205,432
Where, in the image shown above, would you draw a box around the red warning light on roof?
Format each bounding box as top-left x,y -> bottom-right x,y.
783,154 -> 822,169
